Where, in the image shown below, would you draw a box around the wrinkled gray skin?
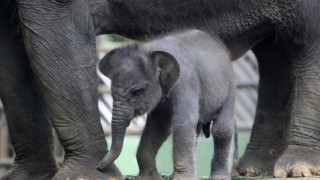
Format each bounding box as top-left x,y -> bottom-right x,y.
0,1 -> 121,180
98,30 -> 235,180
0,0 -> 319,179
91,0 -> 320,178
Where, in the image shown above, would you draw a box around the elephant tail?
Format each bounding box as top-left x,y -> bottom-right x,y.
201,122 -> 211,138
233,119 -> 239,167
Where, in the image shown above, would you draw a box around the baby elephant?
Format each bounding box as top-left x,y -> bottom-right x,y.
98,30 -> 235,180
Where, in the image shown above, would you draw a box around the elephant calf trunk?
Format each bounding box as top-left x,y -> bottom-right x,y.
98,119 -> 128,172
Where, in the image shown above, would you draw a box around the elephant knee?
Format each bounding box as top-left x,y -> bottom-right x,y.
212,121 -> 233,141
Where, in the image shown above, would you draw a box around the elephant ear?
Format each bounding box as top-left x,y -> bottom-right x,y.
99,49 -> 117,78
150,51 -> 180,96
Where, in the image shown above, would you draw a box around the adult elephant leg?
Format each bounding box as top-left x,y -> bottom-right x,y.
237,36 -> 293,176
17,1 -> 121,179
0,12 -> 58,180
274,39 -> 320,177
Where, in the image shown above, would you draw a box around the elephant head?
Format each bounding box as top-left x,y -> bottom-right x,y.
98,45 -> 180,169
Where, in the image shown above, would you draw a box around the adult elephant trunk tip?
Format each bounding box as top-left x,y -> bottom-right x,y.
97,119 -> 128,172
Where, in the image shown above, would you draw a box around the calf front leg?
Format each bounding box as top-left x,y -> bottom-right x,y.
136,105 -> 172,180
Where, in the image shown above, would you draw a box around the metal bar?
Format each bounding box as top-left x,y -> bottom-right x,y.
0,122 -> 8,158
0,158 -> 13,167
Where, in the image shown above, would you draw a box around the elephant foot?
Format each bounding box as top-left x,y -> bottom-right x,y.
209,173 -> 231,180
274,144 -> 320,177
53,162 -> 122,180
210,166 -> 230,180
168,173 -> 196,180
135,170 -> 161,180
0,162 -> 58,180
236,143 -> 286,176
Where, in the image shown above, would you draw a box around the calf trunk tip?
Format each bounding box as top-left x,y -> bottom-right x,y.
97,158 -> 111,172
97,148 -> 122,172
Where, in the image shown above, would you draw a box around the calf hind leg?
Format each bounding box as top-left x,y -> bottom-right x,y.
210,102 -> 234,180
171,100 -> 199,180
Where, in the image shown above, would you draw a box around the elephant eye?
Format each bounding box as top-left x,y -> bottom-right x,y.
131,88 -> 145,97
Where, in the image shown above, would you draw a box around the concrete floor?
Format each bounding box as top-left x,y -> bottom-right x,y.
232,177 -> 320,180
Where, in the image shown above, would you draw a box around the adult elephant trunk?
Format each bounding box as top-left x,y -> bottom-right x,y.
98,106 -> 132,171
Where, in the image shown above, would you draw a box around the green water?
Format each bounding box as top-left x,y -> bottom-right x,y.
106,131 -> 251,177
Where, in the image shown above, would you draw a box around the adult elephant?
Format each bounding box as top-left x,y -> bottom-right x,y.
0,1 -> 319,180
91,0 -> 320,178
0,1 -> 121,180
